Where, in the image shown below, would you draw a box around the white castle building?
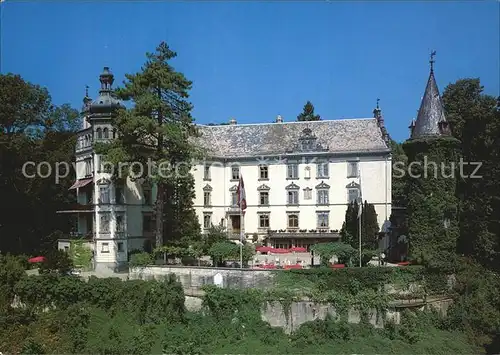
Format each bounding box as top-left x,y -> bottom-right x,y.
58,67 -> 392,271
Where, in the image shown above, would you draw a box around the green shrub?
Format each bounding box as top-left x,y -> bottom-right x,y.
129,252 -> 153,267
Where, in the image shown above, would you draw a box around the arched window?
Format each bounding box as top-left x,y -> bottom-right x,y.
112,129 -> 117,139
103,127 -> 109,139
96,128 -> 102,139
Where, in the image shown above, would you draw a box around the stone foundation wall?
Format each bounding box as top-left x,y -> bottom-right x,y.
132,266 -> 453,334
184,295 -> 453,334
129,265 -> 275,289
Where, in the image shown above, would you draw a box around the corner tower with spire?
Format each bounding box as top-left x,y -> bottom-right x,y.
402,52 -> 460,267
60,67 -> 131,273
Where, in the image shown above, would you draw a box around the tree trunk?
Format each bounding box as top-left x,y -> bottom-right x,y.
155,182 -> 165,248
155,84 -> 164,250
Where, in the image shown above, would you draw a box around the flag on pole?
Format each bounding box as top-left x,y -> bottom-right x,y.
357,199 -> 363,219
357,163 -> 362,219
237,175 -> 247,211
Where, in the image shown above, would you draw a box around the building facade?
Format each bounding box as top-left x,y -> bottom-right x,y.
59,67 -> 392,270
194,116 -> 392,250
58,68 -> 156,271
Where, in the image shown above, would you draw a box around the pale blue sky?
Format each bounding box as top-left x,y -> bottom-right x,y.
1,1 -> 498,142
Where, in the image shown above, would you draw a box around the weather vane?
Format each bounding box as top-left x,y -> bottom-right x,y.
376,98 -> 380,109
430,50 -> 437,71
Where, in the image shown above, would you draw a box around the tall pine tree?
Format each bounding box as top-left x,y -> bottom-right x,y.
297,101 -> 320,121
95,42 -> 200,248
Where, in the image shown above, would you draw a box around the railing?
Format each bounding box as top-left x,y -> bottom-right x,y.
60,203 -> 95,211
68,232 -> 95,239
115,231 -> 127,238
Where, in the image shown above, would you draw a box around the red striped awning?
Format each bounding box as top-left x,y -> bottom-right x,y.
69,178 -> 93,190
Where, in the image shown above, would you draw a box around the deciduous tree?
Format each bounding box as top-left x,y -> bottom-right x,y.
442,78 -> 499,271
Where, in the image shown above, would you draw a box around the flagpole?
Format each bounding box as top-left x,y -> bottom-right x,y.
358,164 -> 362,267
358,201 -> 362,267
240,209 -> 244,269
237,174 -> 246,269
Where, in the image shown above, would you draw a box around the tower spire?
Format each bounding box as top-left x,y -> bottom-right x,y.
82,85 -> 92,112
373,98 -> 388,143
410,52 -> 450,139
429,50 -> 436,73
99,66 -> 114,93
88,67 -> 123,114
373,98 -> 381,118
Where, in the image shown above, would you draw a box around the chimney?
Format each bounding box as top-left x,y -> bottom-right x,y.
229,118 -> 237,125
276,115 -> 283,123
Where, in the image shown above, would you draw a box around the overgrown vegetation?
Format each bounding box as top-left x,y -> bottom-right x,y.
2,39 -> 499,354
0,255 -> 484,354
0,74 -> 79,255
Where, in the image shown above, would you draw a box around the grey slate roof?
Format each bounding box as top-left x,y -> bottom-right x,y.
195,118 -> 390,158
411,69 -> 447,139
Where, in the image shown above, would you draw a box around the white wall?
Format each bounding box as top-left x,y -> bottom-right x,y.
193,155 -> 391,237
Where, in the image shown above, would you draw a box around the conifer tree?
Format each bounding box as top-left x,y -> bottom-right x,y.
340,201 -> 379,250
96,42 -> 200,248
297,101 -> 320,121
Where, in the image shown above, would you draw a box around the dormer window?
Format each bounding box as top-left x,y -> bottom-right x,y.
289,127 -> 327,153
302,140 -> 313,151
298,128 -> 316,152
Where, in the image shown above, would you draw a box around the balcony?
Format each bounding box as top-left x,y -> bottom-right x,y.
68,232 -> 95,240
115,231 -> 127,239
75,128 -> 93,153
56,203 -> 94,214
267,229 -> 341,240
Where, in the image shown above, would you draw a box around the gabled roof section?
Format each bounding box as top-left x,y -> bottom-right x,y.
346,181 -> 360,189
315,181 -> 330,189
194,118 -> 390,158
257,184 -> 270,191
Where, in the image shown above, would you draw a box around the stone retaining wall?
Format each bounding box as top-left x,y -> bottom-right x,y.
184,295 -> 453,334
129,265 -> 275,289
